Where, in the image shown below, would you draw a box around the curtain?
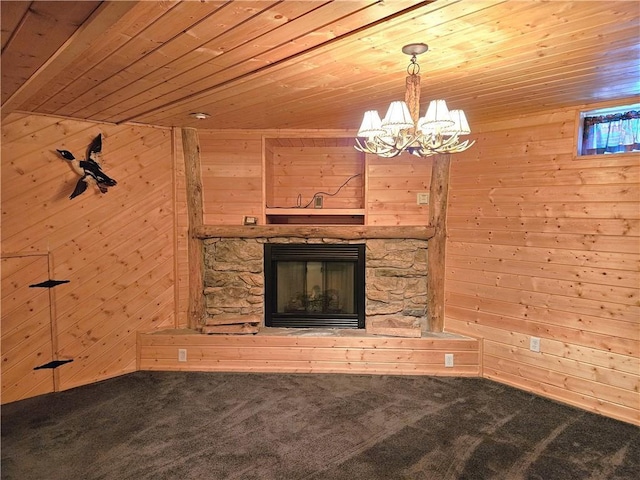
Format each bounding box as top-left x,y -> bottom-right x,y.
582,110 -> 640,155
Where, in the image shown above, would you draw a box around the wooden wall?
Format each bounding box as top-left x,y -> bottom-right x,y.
198,131 -> 263,226
445,103 -> 640,425
2,254 -> 55,403
367,154 -> 432,226
5,108 -> 637,427
267,144 -> 363,210
199,132 -> 433,226
138,331 -> 480,377
1,113 -> 177,401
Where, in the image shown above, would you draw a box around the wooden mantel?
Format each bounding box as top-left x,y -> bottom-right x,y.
194,225 -> 436,240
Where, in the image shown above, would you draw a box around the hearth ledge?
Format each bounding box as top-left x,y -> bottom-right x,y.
146,328 -> 470,340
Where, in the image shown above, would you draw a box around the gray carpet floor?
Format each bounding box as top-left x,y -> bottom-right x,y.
2,371 -> 639,479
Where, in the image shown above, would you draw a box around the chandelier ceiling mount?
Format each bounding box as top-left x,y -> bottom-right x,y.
401,42 -> 429,56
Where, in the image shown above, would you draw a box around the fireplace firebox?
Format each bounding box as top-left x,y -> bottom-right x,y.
264,244 -> 365,328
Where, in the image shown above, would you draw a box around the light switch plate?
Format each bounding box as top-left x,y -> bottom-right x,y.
417,192 -> 430,205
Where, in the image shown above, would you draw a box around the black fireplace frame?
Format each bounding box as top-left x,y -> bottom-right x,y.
264,243 -> 365,328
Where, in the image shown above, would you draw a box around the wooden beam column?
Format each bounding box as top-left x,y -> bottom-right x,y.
181,128 -> 205,329
426,153 -> 451,333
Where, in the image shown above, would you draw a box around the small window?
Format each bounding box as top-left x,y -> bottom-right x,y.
578,103 -> 640,156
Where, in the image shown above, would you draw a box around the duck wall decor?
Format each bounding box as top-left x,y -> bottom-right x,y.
57,134 -> 117,199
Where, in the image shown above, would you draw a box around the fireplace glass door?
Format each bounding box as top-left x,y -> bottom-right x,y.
264,244 -> 365,328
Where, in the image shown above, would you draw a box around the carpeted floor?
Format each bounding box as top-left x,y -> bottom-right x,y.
2,371 -> 639,479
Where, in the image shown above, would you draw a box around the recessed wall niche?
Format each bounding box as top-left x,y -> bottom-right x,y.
264,138 -> 365,222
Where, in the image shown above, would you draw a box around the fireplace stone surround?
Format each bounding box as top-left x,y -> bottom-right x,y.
203,237 -> 429,331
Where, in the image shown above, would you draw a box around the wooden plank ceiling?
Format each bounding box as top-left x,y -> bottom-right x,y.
2,0 -> 639,130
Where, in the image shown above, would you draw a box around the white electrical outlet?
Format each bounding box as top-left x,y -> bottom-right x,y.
530,337 -> 541,353
417,192 -> 430,205
444,353 -> 454,367
178,348 -> 187,362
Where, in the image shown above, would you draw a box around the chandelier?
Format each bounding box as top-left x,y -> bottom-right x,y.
355,43 -> 474,158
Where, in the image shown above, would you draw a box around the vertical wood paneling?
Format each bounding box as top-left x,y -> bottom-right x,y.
268,146 -> 364,209
1,113 -> 176,395
199,131 -> 263,225
1,255 -> 55,403
367,153 -> 431,225
264,138 -> 274,214
172,128 -> 189,328
445,105 -> 640,425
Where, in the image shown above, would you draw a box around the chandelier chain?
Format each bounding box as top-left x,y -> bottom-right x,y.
407,54 -> 420,76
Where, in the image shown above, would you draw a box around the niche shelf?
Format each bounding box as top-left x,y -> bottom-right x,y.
265,208 -> 365,225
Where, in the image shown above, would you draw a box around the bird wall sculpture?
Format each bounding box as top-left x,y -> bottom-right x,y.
57,134 -> 117,199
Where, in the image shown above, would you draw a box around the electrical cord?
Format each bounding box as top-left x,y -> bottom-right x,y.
266,173 -> 362,209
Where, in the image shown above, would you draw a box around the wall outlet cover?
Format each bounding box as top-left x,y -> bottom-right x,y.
178,348 -> 187,362
530,337 -> 541,352
444,353 -> 454,367
417,192 -> 430,205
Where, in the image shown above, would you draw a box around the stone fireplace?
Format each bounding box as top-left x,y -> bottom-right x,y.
202,237 -> 428,330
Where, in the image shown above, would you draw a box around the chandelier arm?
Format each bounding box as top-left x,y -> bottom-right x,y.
441,133 -> 461,148
354,138 -> 367,153
394,133 -> 419,152
376,133 -> 409,150
356,137 -> 400,157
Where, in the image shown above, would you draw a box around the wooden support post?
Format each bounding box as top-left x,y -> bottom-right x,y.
181,128 -> 205,329
426,153 -> 451,333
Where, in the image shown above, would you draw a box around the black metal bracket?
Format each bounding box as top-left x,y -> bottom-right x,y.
34,359 -> 73,370
29,279 -> 70,288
